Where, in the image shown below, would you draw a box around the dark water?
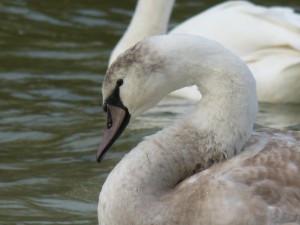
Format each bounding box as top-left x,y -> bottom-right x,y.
0,0 -> 299,224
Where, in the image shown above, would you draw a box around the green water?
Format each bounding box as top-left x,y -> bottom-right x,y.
0,0 -> 299,224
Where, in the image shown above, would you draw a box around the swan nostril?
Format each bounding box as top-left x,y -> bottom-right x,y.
107,121 -> 112,128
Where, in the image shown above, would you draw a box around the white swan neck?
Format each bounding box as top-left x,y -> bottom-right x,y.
109,0 -> 175,65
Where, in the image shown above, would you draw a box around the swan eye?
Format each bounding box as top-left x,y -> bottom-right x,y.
117,79 -> 123,86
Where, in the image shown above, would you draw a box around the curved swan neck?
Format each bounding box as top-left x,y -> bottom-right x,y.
109,0 -> 175,65
162,36 -> 258,151
99,35 -> 258,224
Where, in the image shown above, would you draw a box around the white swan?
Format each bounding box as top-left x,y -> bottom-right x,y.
109,0 -> 300,104
97,35 -> 300,225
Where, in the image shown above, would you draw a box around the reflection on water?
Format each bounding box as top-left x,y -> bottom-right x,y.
0,0 -> 299,224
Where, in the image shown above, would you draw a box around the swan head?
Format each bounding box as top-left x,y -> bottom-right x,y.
97,37 -> 174,162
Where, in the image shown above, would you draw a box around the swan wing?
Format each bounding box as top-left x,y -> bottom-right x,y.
165,128 -> 300,225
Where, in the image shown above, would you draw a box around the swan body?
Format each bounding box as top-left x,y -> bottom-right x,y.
98,35 -> 300,225
109,0 -> 300,103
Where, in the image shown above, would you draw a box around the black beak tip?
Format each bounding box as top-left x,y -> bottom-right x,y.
96,148 -> 107,164
96,156 -> 102,163
96,154 -> 101,163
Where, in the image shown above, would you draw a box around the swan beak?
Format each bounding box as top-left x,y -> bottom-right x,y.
97,104 -> 130,163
